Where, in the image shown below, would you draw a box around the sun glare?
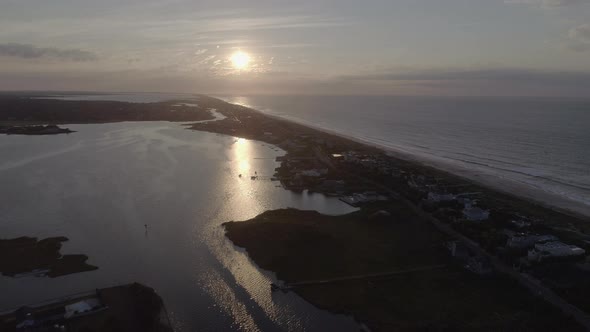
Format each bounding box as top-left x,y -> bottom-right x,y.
230,51 -> 250,70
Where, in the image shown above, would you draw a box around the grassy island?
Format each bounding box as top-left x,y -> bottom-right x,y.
0,97 -> 214,124
0,124 -> 74,135
225,208 -> 583,331
0,236 -> 97,278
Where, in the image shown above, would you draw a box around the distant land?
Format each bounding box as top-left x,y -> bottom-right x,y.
0,124 -> 74,135
0,96 -> 213,124
0,283 -> 171,332
2,93 -> 590,331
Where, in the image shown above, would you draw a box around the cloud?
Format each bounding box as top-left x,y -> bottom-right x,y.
569,23 -> 590,42
0,43 -> 97,61
567,23 -> 590,52
1,66 -> 589,97
341,67 -> 590,86
567,42 -> 590,51
505,0 -> 588,7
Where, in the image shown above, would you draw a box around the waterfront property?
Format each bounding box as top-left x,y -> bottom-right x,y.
0,283 -> 171,332
427,192 -> 455,203
507,234 -> 558,249
339,192 -> 388,207
2,95 -> 590,331
462,205 -> 490,221
528,242 -> 586,262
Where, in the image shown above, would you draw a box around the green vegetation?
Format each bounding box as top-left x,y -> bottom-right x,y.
225,208 -> 583,331
0,236 -> 97,277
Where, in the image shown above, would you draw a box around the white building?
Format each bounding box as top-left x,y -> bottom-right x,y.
507,234 -> 558,249
300,169 -> 328,177
463,206 -> 490,221
64,298 -> 103,319
511,219 -> 531,229
428,192 -> 456,203
528,241 -> 586,262
340,192 -> 388,206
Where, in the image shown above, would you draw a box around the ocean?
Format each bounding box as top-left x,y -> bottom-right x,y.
222,95 -> 590,215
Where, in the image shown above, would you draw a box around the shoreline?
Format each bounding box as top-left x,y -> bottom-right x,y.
0,97 -> 214,125
199,96 -> 590,330
190,96 -> 590,228
234,103 -> 590,219
0,124 -> 75,136
1,94 -> 589,329
223,209 -> 585,331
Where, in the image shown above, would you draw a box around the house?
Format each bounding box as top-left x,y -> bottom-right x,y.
407,179 -> 419,189
339,192 -> 388,207
343,151 -> 360,163
377,165 -> 392,175
447,241 -> 470,259
64,298 -> 104,318
528,241 -> 586,262
391,168 -> 404,177
446,241 -> 492,274
511,219 -> 531,229
428,192 -> 455,203
368,210 -> 391,221
463,206 -> 490,221
465,256 -> 493,275
457,197 -> 472,206
300,169 -> 328,177
359,158 -> 377,169
507,234 -> 558,249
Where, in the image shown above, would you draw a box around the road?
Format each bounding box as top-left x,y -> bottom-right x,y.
286,264 -> 447,288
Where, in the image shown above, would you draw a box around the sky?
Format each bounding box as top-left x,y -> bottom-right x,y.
0,0 -> 589,96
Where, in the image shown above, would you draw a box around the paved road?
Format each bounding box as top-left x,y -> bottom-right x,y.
286,264 -> 447,288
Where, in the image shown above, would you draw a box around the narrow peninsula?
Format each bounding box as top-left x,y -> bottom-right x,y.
190,96 -> 590,331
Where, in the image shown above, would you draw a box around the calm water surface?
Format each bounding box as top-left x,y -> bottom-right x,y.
0,121 -> 359,331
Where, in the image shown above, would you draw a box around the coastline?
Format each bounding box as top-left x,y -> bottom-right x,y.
191,96 -> 590,230
223,209 -> 584,331
0,97 -> 215,125
1,94 -> 589,329
190,95 -> 590,329
234,103 -> 590,219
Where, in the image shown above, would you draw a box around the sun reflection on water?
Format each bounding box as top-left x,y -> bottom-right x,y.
235,138 -> 252,176
196,135 -> 359,331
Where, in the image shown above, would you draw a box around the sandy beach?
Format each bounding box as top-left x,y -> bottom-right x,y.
243,104 -> 590,219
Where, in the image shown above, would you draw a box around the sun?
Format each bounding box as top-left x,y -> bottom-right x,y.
230,51 -> 251,70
